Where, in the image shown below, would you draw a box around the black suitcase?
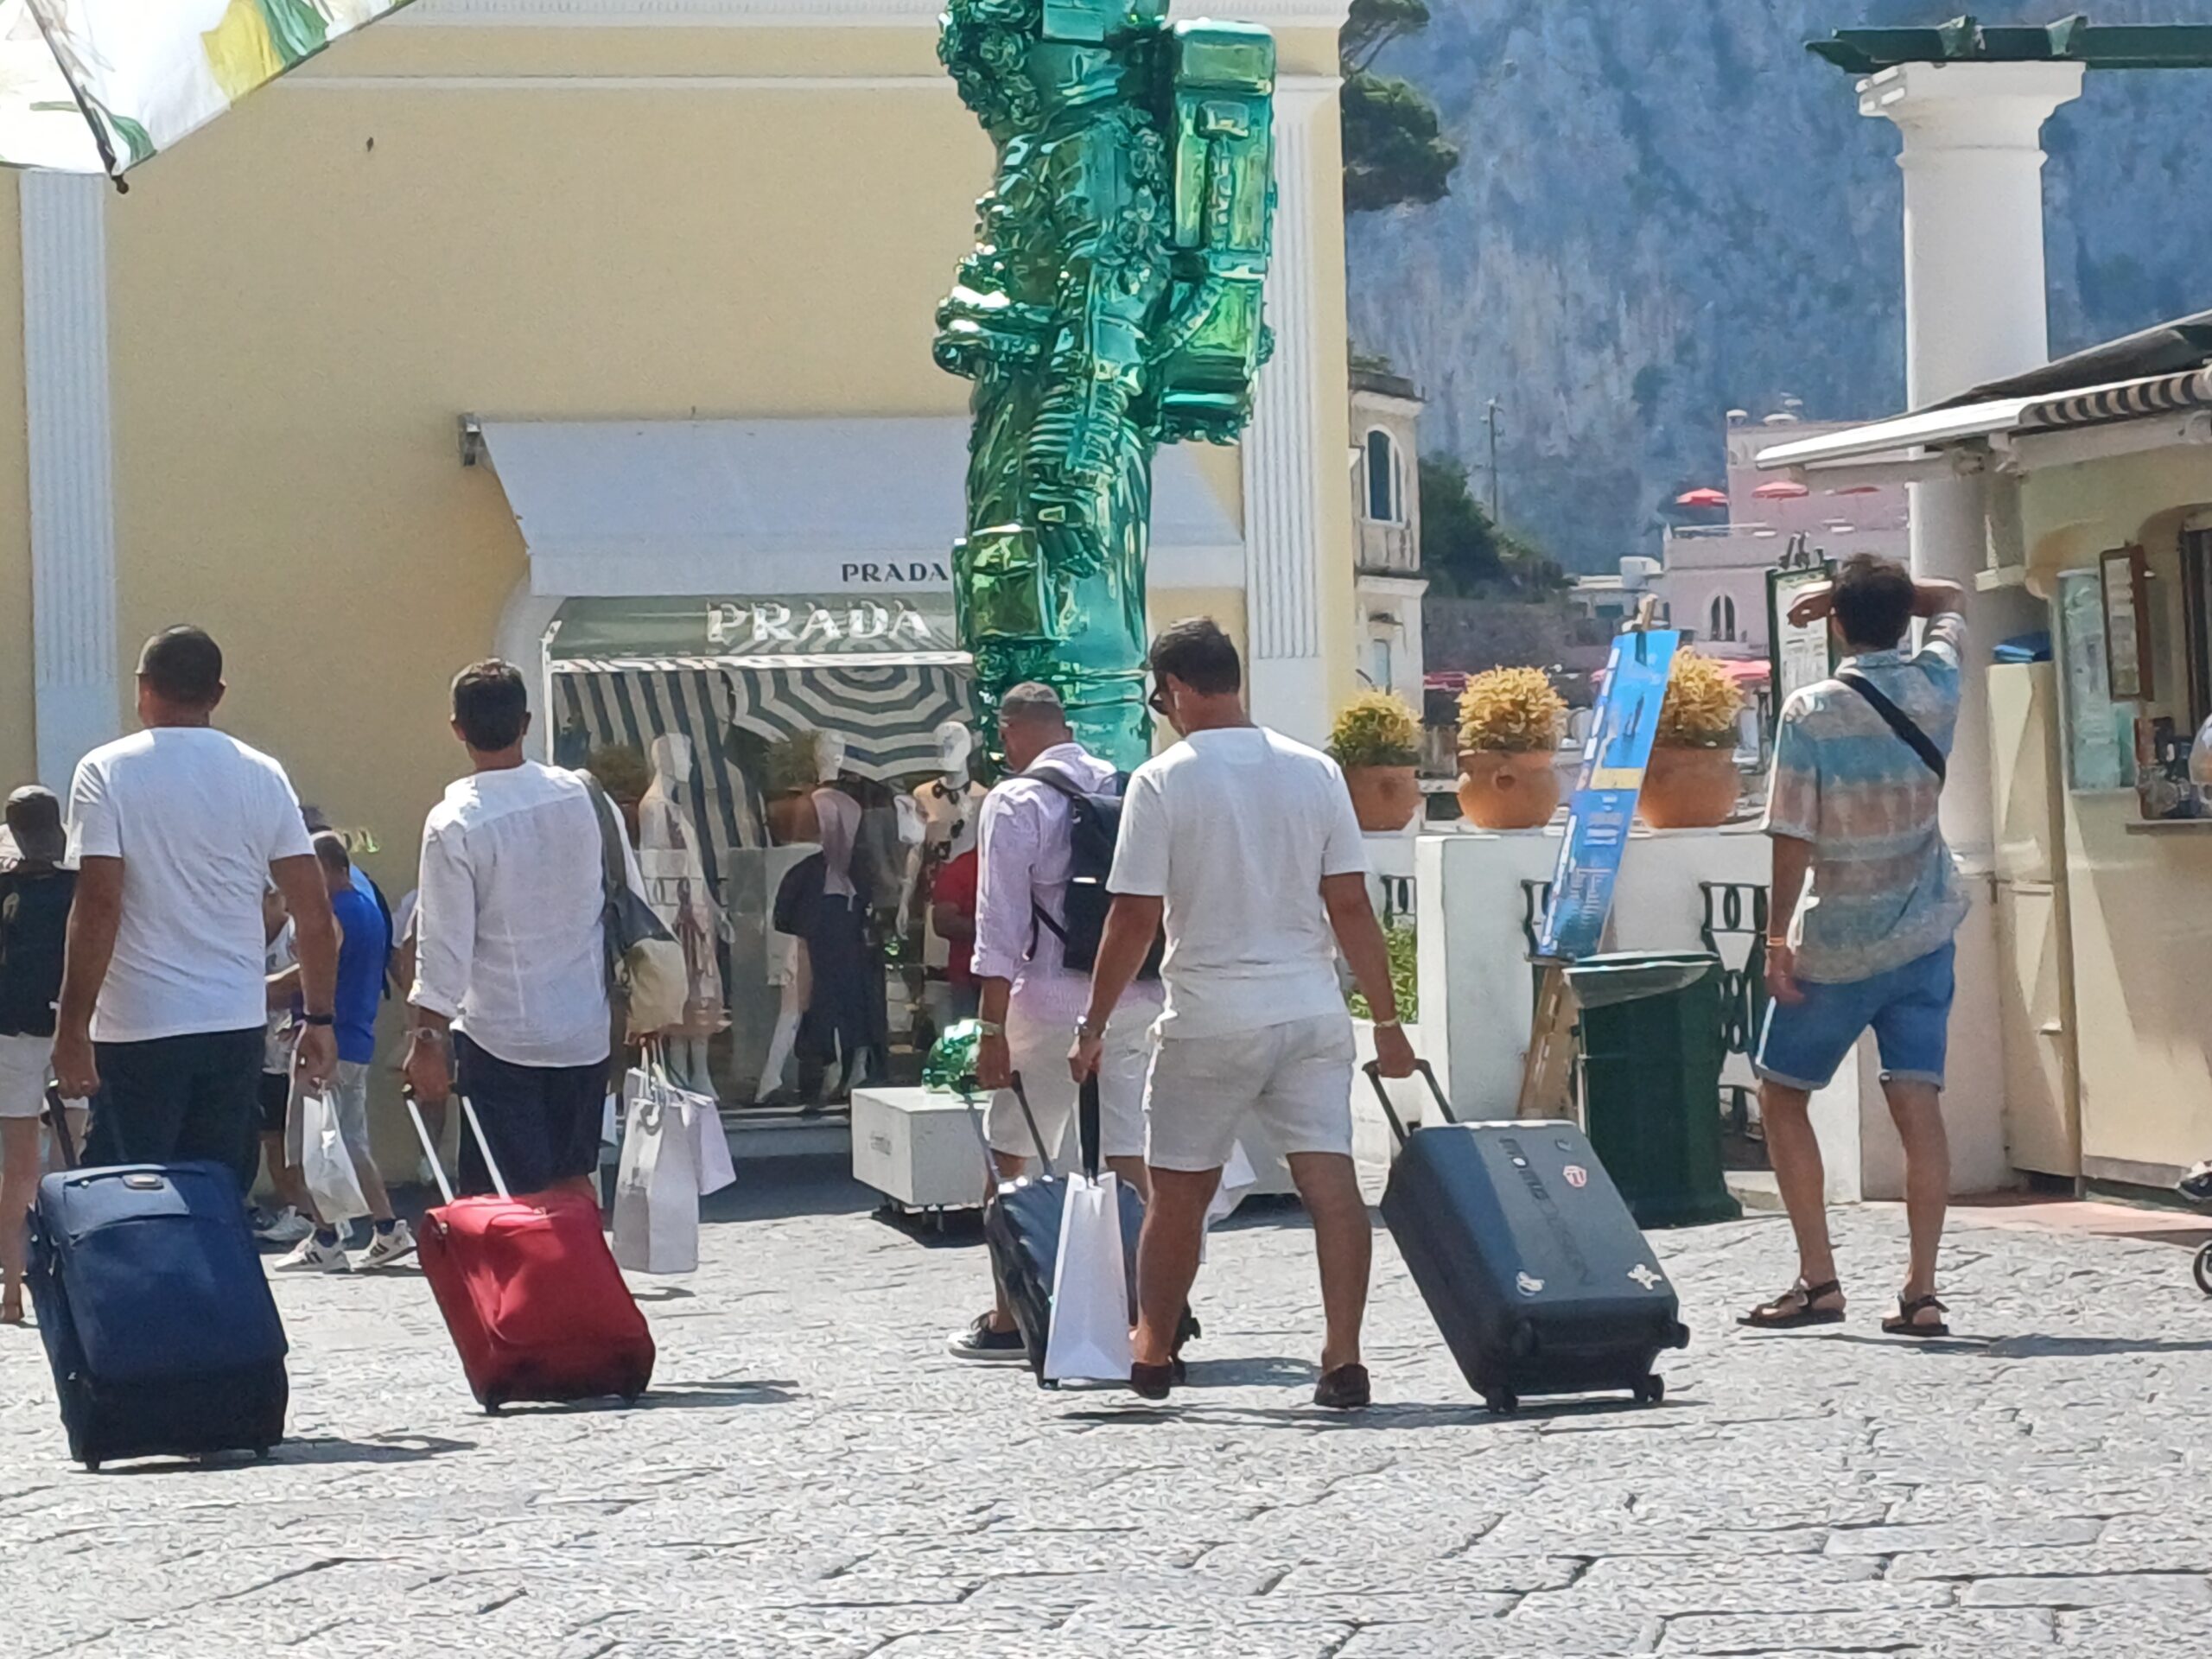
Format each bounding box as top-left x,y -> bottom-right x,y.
28,1090 -> 289,1470
1370,1064 -> 1688,1414
971,1075 -> 1143,1385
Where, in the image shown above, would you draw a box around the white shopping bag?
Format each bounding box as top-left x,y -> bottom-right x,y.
1043,1172 -> 1134,1384
299,1089 -> 370,1225
611,1065 -> 704,1274
691,1092 -> 737,1197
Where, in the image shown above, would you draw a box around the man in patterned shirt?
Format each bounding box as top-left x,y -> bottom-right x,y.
1742,556 -> 1969,1340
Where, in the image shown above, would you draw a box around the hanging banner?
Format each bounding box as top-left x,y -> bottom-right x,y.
0,0 -> 416,178
1535,629 -> 1681,963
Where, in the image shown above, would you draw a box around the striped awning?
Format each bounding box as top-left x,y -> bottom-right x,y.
2024,366 -> 2212,432
553,656 -> 976,786
548,664 -> 766,898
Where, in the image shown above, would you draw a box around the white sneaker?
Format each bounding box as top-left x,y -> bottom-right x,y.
254,1207 -> 313,1246
352,1220 -> 417,1272
276,1233 -> 351,1273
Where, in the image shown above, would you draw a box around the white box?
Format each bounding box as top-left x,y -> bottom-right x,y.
850,1086 -> 989,1213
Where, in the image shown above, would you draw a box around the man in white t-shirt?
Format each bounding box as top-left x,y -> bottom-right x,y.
404,660 -> 649,1201
1072,619 -> 1416,1410
52,627 -> 340,1197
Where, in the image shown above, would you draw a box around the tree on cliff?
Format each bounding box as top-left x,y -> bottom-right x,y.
1421,454 -> 1566,599
1341,0 -> 1461,214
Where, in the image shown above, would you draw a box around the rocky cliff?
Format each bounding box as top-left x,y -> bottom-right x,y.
1347,0 -> 2212,572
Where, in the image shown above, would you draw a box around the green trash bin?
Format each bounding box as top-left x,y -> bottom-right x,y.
1567,951 -> 1744,1230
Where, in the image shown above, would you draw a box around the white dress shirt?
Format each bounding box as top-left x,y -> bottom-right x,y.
411,761 -> 645,1069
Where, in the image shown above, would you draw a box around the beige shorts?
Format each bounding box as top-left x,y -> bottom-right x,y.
0,1033 -> 48,1121
984,1002 -> 1151,1165
1145,1014 -> 1357,1174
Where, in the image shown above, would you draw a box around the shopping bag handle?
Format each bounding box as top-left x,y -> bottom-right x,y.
1078,1076 -> 1103,1183
1362,1059 -> 1453,1148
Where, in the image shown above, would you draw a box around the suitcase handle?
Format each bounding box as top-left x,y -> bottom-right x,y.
951,1071 -> 1058,1185
43,1084 -> 79,1172
404,1089 -> 513,1204
1363,1059 -> 1456,1148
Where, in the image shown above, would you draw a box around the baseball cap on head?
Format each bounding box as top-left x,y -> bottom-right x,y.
4,785 -> 65,863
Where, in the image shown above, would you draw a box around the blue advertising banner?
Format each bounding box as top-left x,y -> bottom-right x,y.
1535,629 -> 1681,962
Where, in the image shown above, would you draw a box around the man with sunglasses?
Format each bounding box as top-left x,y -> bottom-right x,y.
1072,619 -> 1416,1408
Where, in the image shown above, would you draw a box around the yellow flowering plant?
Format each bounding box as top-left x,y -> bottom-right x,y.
1458,667 -> 1567,753
1656,651 -> 1746,749
1328,691 -> 1423,769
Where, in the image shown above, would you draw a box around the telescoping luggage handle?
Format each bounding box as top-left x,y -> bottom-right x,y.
1363,1059 -> 1456,1149
404,1089 -> 513,1205
42,1084 -> 80,1171
955,1071 -> 1058,1184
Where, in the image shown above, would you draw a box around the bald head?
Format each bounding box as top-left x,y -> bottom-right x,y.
999,683 -> 1071,772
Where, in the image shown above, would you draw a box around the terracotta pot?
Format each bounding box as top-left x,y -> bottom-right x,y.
1344,765 -> 1421,833
1456,750 -> 1562,830
766,790 -> 820,847
1638,746 -> 1741,830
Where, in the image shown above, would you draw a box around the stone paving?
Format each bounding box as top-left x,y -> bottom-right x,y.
6,1165 -> 2212,1658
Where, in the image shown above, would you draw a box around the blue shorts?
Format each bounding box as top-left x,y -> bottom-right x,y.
1755,941 -> 1955,1092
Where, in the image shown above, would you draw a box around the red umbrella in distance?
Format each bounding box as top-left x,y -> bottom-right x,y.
1675,487 -> 1728,508
1753,480 -> 1810,500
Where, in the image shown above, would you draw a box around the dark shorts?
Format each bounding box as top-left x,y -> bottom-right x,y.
88,1027 -> 264,1198
258,1071 -> 292,1136
453,1032 -> 607,1198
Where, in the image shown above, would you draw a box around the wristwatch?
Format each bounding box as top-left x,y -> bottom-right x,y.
976,1021 -> 1005,1039
1373,1017 -> 1403,1032
302,1012 -> 335,1028
1075,1016 -> 1103,1040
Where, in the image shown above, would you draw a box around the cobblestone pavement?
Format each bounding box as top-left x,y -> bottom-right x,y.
6,1165 -> 2212,1658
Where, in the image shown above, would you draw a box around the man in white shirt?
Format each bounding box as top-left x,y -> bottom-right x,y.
1073,619 -> 1415,1410
51,627 -> 340,1198
945,683 -> 1164,1363
404,660 -> 645,1200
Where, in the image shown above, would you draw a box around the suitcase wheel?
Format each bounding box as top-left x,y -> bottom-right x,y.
2194,1242 -> 2212,1298
81,1459 -> 99,1473
1483,1389 -> 1516,1417
1634,1375 -> 1666,1406
254,1446 -> 274,1462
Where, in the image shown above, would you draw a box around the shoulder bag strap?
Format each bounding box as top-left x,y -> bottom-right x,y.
1838,671 -> 1947,784
579,775 -> 626,978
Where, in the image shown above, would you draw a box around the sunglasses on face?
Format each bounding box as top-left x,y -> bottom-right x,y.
1147,684 -> 1172,717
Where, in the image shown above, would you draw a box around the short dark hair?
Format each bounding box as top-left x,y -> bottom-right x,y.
1832,554 -> 1916,652
998,682 -> 1067,727
451,659 -> 531,752
1148,617 -> 1242,696
137,626 -> 223,707
311,830 -> 351,874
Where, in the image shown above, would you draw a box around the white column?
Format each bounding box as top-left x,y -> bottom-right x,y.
1242,78 -> 1334,747
1860,60 -> 2083,1196
21,173 -> 120,792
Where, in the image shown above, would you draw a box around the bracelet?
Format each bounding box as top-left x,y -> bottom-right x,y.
1374,1017 -> 1403,1032
976,1021 -> 1005,1038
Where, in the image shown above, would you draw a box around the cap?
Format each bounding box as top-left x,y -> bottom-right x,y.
4,785 -> 66,864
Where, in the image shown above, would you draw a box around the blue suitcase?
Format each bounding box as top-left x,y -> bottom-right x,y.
1370,1065 -> 1688,1414
29,1106 -> 289,1470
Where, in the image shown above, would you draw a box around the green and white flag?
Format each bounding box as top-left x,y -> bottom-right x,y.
0,0 -> 415,177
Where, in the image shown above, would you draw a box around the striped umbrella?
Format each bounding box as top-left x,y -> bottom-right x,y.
716,664 -> 977,784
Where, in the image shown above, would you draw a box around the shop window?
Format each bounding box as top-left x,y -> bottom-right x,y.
1365,429 -> 1403,524
2057,568 -> 2134,792
1369,637 -> 1394,690
1709,594 -> 1738,643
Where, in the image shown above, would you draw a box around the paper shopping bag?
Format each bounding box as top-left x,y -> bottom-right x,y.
611,1067 -> 703,1274
300,1088 -> 370,1224
1043,1172 -> 1135,1383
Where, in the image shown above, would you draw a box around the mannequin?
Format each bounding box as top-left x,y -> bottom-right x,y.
637,734 -> 728,1096
756,733 -> 844,1104
909,721 -> 987,1034
785,734 -> 882,1105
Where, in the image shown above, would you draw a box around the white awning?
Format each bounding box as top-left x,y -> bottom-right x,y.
1753,398 -> 2035,472
474,417 -> 1246,598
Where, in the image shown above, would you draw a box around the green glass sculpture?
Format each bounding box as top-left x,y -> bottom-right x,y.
924,1019 -> 986,1096
938,0 -> 1279,772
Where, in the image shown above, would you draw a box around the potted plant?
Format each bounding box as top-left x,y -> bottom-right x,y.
1456,667 -> 1568,830
1328,691 -> 1425,833
764,729 -> 823,846
1641,651 -> 1746,829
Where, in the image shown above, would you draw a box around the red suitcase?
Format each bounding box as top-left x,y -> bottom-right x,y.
409,1096 -> 655,1413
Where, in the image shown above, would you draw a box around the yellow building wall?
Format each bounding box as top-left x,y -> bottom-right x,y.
0,172 -> 28,792
2024,448 -> 2212,1179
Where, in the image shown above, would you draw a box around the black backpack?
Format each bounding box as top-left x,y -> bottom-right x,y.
1026,767 -> 1164,981
0,868 -> 74,1038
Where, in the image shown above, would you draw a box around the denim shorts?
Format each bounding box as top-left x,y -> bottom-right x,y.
1755,941 -> 1956,1093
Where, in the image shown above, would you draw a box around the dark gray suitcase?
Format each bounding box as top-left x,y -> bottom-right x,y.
1371,1064 -> 1688,1414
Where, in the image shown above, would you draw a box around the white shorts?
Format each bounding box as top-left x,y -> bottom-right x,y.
1146,1014 -> 1357,1174
0,1033 -> 49,1121
985,1001 -> 1151,1165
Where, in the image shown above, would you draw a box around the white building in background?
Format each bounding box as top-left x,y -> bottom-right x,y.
1656,410 -> 1911,660
1351,365 -> 1427,705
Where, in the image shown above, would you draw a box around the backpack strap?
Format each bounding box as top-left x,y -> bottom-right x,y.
1838,671 -> 1946,784
1019,764 -> 1098,956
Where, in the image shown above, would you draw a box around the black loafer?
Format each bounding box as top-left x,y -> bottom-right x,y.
1129,1360 -> 1175,1402
1313,1363 -> 1371,1410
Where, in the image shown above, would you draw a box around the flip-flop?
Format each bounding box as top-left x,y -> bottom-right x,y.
1738,1278 -> 1846,1330
1881,1294 -> 1950,1338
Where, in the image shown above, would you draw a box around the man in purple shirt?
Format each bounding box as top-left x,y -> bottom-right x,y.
945,683 -> 1164,1363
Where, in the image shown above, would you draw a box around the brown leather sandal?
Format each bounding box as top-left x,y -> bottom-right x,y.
1738,1278 -> 1847,1330
1881,1294 -> 1950,1338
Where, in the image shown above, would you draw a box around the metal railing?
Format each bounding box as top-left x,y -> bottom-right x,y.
1700,881 -> 1771,1152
